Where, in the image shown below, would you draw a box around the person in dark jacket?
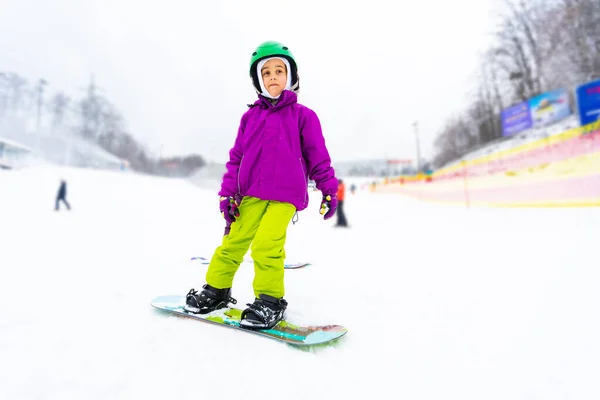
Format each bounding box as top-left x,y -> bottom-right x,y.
55,180 -> 71,211
334,179 -> 349,227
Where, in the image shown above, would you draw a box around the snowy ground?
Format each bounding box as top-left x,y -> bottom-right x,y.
1,166 -> 599,400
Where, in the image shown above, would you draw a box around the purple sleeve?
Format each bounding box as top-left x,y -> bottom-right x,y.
218,113 -> 247,197
299,107 -> 338,195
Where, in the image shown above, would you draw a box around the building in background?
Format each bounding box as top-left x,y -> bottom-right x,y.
333,158 -> 416,177
0,137 -> 33,169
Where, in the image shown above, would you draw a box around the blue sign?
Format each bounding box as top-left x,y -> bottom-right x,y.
528,88 -> 571,128
501,102 -> 532,136
576,79 -> 600,126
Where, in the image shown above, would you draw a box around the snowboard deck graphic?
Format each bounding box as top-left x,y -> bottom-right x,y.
190,256 -> 311,270
151,295 -> 347,346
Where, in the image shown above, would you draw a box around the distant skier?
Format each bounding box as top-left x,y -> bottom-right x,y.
335,179 -> 349,227
350,183 -> 357,195
55,179 -> 71,211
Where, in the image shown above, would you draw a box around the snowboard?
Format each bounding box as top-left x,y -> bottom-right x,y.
151,295 -> 347,346
190,256 -> 311,270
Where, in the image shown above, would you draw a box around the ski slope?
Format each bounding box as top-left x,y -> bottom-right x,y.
1,166 -> 599,400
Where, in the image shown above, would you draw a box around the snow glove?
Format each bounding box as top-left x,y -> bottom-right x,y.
319,194 -> 338,220
220,195 -> 241,224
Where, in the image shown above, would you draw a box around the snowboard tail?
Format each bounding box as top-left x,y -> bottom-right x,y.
151,295 -> 347,346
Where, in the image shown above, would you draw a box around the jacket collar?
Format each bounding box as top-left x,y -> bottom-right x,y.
251,90 -> 297,110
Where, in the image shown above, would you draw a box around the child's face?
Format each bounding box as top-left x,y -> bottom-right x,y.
261,58 -> 287,97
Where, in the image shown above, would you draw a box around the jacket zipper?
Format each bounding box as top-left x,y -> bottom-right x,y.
237,155 -> 244,194
299,157 -> 308,206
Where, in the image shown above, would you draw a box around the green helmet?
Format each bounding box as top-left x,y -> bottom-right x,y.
249,41 -> 299,95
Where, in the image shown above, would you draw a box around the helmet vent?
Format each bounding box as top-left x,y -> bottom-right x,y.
282,47 -> 288,50
252,52 -> 257,56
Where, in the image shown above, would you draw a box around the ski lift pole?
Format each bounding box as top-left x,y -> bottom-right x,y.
412,121 -> 423,201
411,121 -> 422,173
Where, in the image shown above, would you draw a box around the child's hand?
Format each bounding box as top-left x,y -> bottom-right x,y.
220,196 -> 241,224
319,194 -> 338,220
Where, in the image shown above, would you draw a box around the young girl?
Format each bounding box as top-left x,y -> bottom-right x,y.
184,41 -> 339,330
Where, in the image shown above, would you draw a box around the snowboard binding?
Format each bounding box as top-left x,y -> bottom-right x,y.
184,285 -> 237,314
239,294 -> 288,330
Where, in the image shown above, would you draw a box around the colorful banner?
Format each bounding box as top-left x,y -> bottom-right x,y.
377,124 -> 600,207
501,102 -> 532,136
529,89 -> 571,128
576,79 -> 600,126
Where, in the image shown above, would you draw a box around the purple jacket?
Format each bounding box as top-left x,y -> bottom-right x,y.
219,90 -> 337,211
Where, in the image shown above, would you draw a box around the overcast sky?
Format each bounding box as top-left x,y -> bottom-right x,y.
0,0 -> 497,163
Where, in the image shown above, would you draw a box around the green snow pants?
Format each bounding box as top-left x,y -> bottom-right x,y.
206,196 -> 296,299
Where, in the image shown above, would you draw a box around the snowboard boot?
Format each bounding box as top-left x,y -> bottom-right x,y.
239,294 -> 288,330
184,284 -> 237,314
